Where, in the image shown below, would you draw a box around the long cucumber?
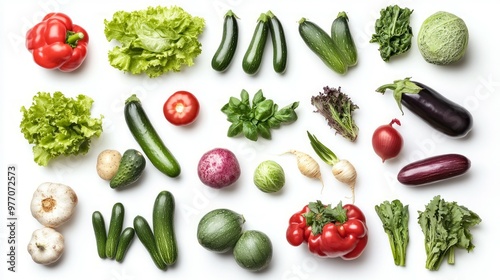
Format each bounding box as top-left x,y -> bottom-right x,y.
153,190 -> 178,265
91,211 -> 107,259
105,202 -> 125,259
133,215 -> 167,270
124,94 -> 181,178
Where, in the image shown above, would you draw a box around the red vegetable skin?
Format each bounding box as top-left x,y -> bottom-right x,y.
372,118 -> 403,162
197,148 -> 241,189
26,13 -> 89,72
286,201 -> 368,260
163,91 -> 200,126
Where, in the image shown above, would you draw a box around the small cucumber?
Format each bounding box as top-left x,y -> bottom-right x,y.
133,215 -> 167,270
242,13 -> 269,75
153,190 -> 177,265
91,211 -> 107,259
115,227 -> 135,262
110,149 -> 146,189
267,11 -> 287,74
125,94 -> 181,178
106,202 -> 125,259
331,11 -> 358,67
298,18 -> 347,74
211,10 -> 239,72
197,208 -> 245,253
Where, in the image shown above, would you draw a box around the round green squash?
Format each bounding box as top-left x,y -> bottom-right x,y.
233,230 -> 273,271
197,208 -> 245,253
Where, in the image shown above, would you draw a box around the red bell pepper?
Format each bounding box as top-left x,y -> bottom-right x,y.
26,13 -> 89,72
286,200 -> 368,260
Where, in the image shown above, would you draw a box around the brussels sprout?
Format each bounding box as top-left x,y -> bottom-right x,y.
253,160 -> 285,193
417,11 -> 468,65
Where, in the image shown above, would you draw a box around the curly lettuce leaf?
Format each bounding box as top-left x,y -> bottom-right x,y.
370,5 -> 413,61
104,6 -> 205,78
20,92 -> 103,166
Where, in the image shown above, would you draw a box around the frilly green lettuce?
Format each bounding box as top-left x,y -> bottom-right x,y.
20,92 -> 103,166
104,6 -> 205,78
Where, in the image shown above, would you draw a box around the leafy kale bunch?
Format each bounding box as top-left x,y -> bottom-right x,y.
221,89 -> 299,141
418,195 -> 481,271
370,5 -> 413,61
104,6 -> 205,78
311,86 -> 359,142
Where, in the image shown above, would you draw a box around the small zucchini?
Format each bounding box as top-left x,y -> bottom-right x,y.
298,17 -> 347,75
124,94 -> 181,178
242,13 -> 269,75
397,154 -> 471,186
331,11 -> 358,67
91,211 -> 107,259
133,215 -> 167,270
267,10 -> 287,74
106,202 -> 125,259
211,10 -> 239,72
153,190 -> 178,265
115,227 -> 135,262
110,149 -> 146,189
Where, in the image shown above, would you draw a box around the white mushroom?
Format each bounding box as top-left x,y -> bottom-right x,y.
27,227 -> 64,265
30,182 -> 78,228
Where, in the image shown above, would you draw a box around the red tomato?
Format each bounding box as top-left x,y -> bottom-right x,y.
163,91 -> 200,126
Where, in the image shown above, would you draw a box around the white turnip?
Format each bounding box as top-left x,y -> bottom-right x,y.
197,148 -> 241,189
307,131 -> 357,203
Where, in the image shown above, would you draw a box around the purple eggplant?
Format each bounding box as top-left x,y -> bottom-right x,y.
376,78 -> 473,137
397,153 -> 471,186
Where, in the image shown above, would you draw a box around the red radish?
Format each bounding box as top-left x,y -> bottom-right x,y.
372,119 -> 403,162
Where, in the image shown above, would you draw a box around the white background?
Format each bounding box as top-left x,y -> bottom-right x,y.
1,0 -> 499,279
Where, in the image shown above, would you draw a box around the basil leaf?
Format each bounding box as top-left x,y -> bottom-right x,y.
257,122 -> 272,140
252,89 -> 265,106
243,121 -> 258,141
254,99 -> 275,121
266,116 -> 282,129
240,89 -> 250,107
227,121 -> 243,137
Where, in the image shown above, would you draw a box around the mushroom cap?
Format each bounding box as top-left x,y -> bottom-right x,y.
30,182 -> 78,228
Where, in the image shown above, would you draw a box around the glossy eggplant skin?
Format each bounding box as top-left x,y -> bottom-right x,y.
402,81 -> 473,137
397,154 -> 471,186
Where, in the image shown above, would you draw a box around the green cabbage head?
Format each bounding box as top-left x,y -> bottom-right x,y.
417,11 -> 468,65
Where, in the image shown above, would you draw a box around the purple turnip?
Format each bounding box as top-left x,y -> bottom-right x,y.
197,148 -> 241,188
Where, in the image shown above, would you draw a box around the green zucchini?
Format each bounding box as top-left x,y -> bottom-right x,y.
267,11 -> 287,74
298,17 -> 347,74
153,190 -> 177,265
110,149 -> 146,189
242,13 -> 269,75
115,227 -> 135,262
133,215 -> 167,270
124,94 -> 181,178
331,11 -> 358,67
105,202 -> 125,259
197,208 -> 245,253
211,10 -> 239,72
92,211 -> 107,259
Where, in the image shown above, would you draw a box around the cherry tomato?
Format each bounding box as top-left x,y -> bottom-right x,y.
163,91 -> 200,126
